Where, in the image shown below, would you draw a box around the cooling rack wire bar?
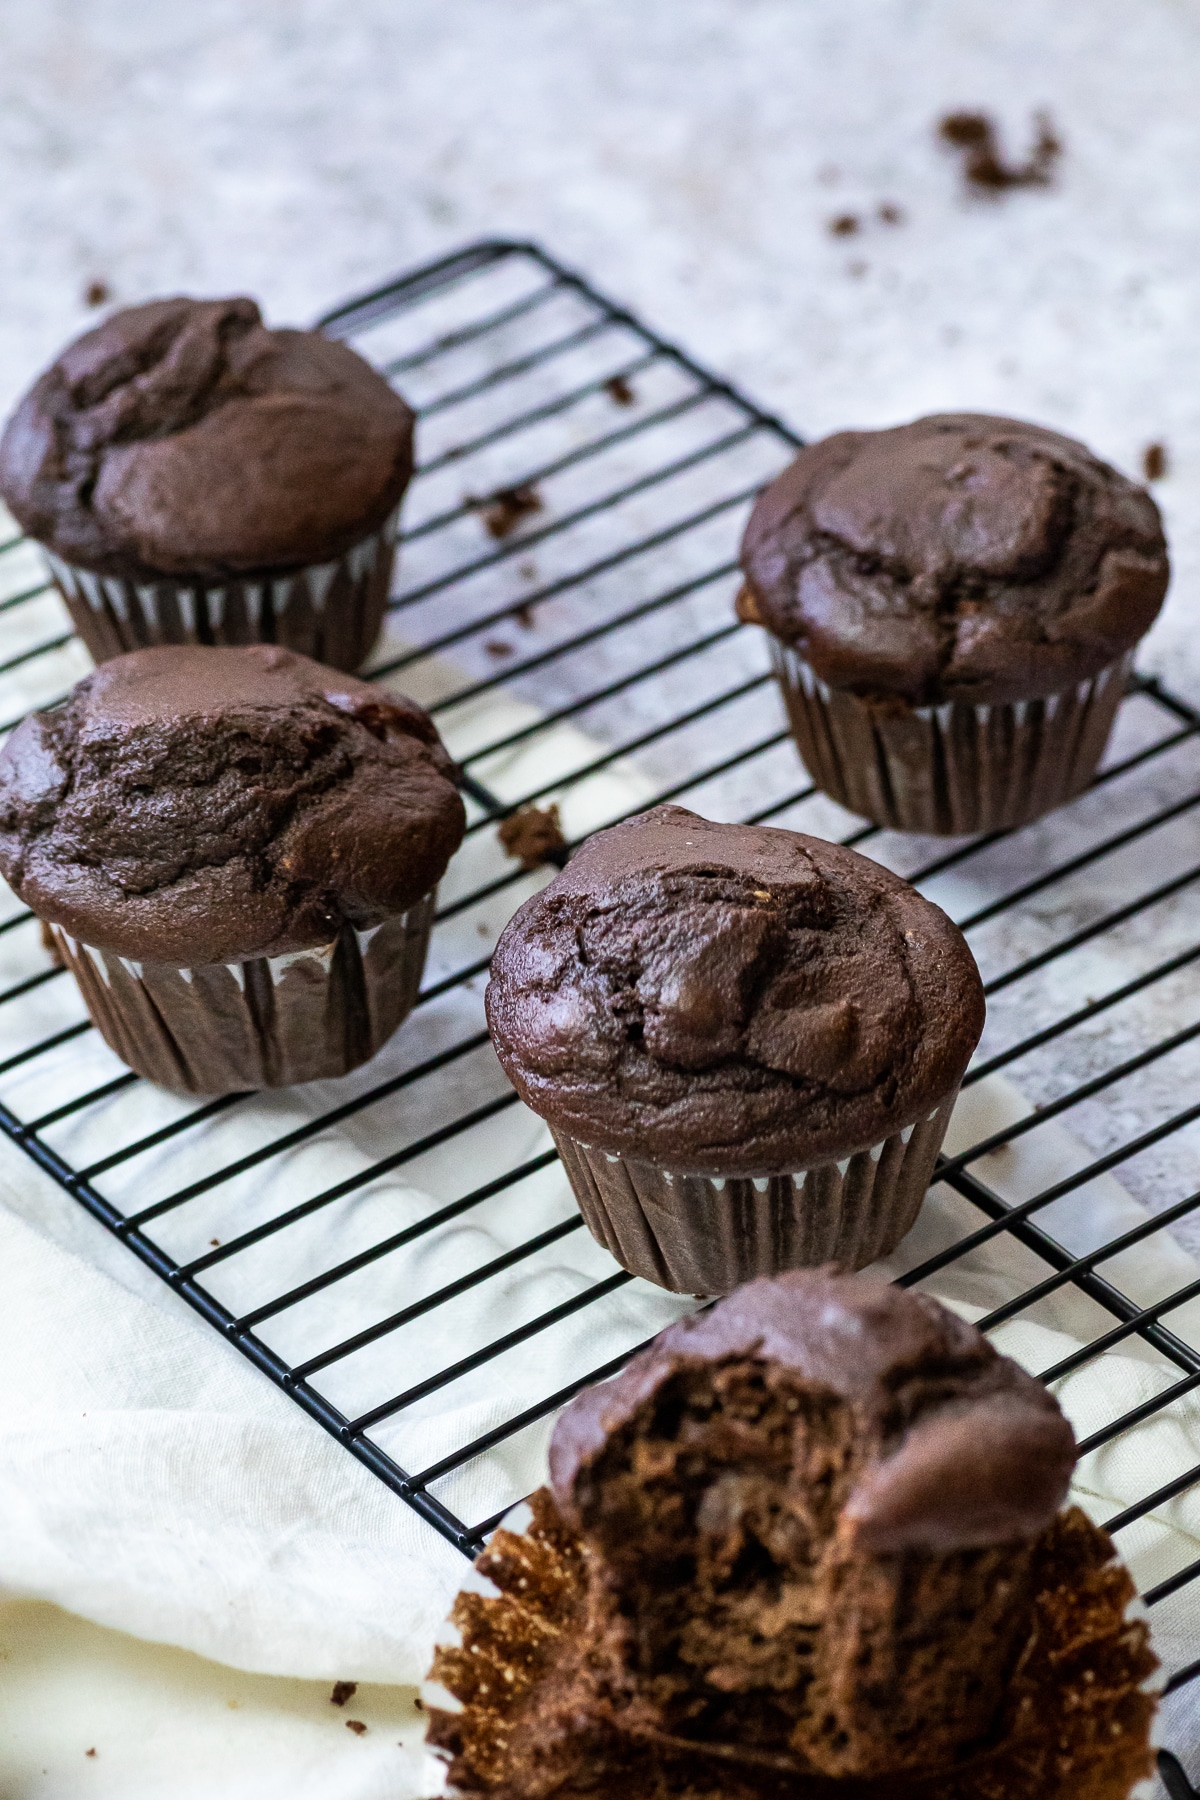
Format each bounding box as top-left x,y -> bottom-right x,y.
0,240 -> 1197,1788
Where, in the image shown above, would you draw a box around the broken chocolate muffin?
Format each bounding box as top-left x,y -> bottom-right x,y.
427,1273 -> 1159,1800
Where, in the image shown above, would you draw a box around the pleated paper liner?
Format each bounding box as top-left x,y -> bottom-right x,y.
42,505 -> 400,674
771,641 -> 1133,836
552,1092 -> 957,1294
425,1491 -> 1161,1800
46,892 -> 435,1095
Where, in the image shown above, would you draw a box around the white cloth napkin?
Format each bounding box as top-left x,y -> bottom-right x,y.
0,652 -> 1197,1789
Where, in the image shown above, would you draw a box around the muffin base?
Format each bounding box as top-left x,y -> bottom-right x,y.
552,1094 -> 957,1293
426,1492 -> 1161,1800
47,892 -> 435,1094
42,506 -> 400,675
771,640 -> 1133,836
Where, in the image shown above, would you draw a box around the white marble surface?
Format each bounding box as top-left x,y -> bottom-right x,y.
1,0 -> 1199,688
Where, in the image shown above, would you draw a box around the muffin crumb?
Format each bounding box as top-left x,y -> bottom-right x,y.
734,582 -> 763,626
470,482 -> 544,539
1143,442 -> 1168,481
498,803 -> 566,870
604,374 -> 637,406
83,280 -> 110,308
828,212 -> 859,236
330,1680 -> 357,1706
878,201 -> 905,224
485,638 -> 514,658
345,1719 -> 368,1736
938,109 -> 1062,193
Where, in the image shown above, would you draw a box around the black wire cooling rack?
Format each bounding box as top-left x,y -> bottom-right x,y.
1,240 -> 1199,1786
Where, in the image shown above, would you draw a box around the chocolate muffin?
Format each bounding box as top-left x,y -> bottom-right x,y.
0,296 -> 415,671
486,805 -> 984,1291
740,414 -> 1170,835
0,644 -> 465,1092
427,1273 -> 1159,1800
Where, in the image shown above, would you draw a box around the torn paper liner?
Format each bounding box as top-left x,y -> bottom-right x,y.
40,506 -> 400,675
552,1092 -> 957,1294
771,641 -> 1132,836
422,1495 -> 1161,1800
47,892 -> 435,1095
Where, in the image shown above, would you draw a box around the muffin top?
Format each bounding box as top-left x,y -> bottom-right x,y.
550,1269 -> 1076,1553
741,413 -> 1169,706
0,296 -> 415,581
486,805 -> 984,1172
0,644 -> 465,965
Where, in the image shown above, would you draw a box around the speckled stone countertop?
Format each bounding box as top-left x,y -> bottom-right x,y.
1,0 -> 1197,691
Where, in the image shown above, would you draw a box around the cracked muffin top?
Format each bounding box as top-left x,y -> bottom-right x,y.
485,805 -> 983,1172
0,296 -> 415,581
740,413 -> 1168,706
0,644 -> 465,965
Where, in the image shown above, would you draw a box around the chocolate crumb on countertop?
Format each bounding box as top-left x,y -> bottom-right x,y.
469,482 -> 544,539
84,281 -> 110,308
1143,442 -> 1168,481
331,1680 -> 358,1706
498,803 -> 566,871
345,1719 -> 368,1736
828,213 -> 859,236
938,109 -> 1062,194
604,374 -> 637,407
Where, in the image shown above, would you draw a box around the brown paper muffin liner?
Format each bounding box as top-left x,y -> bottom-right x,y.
552,1092 -> 957,1294
46,892 -> 434,1094
42,506 -> 400,674
771,639 -> 1133,836
426,1491 -> 1161,1800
